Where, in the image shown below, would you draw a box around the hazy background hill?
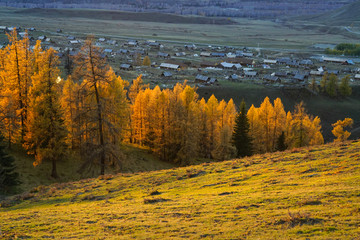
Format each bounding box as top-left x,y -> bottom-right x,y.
0,0 -> 357,19
297,0 -> 360,26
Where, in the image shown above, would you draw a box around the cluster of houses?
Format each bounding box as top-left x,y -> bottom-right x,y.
1,25 -> 359,86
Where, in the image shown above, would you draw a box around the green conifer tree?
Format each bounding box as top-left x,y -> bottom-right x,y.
232,100 -> 252,157
275,131 -> 287,151
0,136 -> 20,193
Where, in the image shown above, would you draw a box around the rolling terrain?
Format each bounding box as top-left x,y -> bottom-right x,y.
1,140 -> 359,239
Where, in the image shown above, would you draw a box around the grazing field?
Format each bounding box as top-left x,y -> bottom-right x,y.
1,140 -> 359,239
0,7 -> 358,49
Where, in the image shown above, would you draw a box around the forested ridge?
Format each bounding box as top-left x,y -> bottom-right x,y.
0,0 -> 355,18
0,32 -> 352,178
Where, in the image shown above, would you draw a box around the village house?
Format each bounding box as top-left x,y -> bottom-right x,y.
175,52 -> 186,57
120,64 -> 133,71
0,26 -> 7,33
293,74 -> 306,82
157,52 -> 171,59
98,37 -> 106,42
160,63 -> 180,71
38,36 -> 46,41
263,75 -> 280,83
226,57 -> 254,67
264,59 -> 277,64
161,71 -> 173,78
200,52 -> 212,57
355,74 -> 360,80
184,44 -> 196,50
125,40 -> 138,47
200,61 -> 217,68
211,52 -> 226,58
67,36 -> 76,40
69,40 -> 80,44
299,59 -> 313,66
220,62 -> 241,70
244,71 -> 257,78
195,74 -> 209,83
310,70 -> 324,76
107,40 -> 117,45
229,74 -> 239,81
275,71 -> 288,78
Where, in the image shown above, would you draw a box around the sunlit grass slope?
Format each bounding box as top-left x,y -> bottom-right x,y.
1,141 -> 360,239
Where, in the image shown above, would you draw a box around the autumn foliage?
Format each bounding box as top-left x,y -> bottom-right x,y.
0,31 -> 343,176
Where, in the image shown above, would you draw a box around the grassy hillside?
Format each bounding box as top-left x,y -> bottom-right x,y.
296,0 -> 360,27
1,140 -> 359,239
5,144 -> 175,194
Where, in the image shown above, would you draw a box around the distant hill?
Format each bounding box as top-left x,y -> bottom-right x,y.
297,0 -> 360,26
0,0 -> 356,19
1,140 -> 359,238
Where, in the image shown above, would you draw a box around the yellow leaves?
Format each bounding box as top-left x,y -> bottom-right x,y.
332,118 -> 353,142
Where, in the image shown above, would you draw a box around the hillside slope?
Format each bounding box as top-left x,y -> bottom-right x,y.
297,0 -> 360,26
1,141 -> 360,239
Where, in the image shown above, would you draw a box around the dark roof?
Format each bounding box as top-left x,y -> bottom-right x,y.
275,72 -> 288,77
211,52 -> 226,57
162,71 -> 173,77
293,74 -> 306,81
120,64 -> 132,69
195,74 -> 209,82
263,75 -> 280,82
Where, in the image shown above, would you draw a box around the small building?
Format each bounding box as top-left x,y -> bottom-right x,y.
355,74 -> 360,80
175,52 -> 186,57
242,52 -> 254,57
117,49 -> 128,54
19,32 -> 28,38
157,52 -> 170,59
56,29 -> 62,33
38,35 -> 46,41
211,52 -> 226,58
342,60 -> 355,65
208,78 -> 218,85
310,70 -> 324,76
126,40 -> 138,47
220,62 -> 236,69
226,57 -> 254,67
263,75 -> 280,83
0,26 -> 7,33
200,61 -> 217,68
322,57 -> 344,63
98,37 -> 106,42
67,36 -> 76,40
264,59 -> 277,64
184,44 -> 196,50
293,74 -> 306,81
120,64 -> 133,70
161,71 -> 173,77
200,52 -> 211,57
107,40 -> 117,45
275,72 -> 288,78
104,49 -> 113,54
299,59 -> 313,65
160,63 -> 180,71
244,71 -> 257,78
69,40 -> 80,44
229,74 -> 239,81
327,70 -> 339,75
195,74 -> 209,83
148,41 -> 161,48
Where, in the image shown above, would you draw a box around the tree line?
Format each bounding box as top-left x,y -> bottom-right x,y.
0,32 -> 353,179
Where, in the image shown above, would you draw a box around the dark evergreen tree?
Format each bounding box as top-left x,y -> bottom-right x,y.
232,100 -> 252,157
275,131 -> 287,151
0,137 -> 20,193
